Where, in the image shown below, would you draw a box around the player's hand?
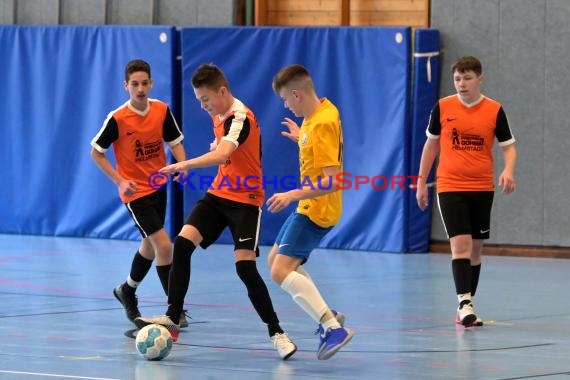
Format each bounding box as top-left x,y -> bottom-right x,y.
281,118 -> 300,142
267,192 -> 294,213
416,183 -> 429,211
172,170 -> 187,183
498,171 -> 516,194
119,179 -> 138,198
160,162 -> 188,174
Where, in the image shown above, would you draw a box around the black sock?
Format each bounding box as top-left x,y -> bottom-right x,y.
235,260 -> 283,337
125,251 -> 153,294
166,236 -> 196,324
471,264 -> 481,297
452,258 -> 472,296
156,264 -> 171,296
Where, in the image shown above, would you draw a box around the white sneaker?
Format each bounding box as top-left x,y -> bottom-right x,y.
458,303 -> 477,327
456,308 -> 483,327
134,315 -> 180,341
271,332 -> 297,360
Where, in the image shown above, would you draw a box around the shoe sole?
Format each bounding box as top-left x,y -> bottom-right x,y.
455,318 -> 483,327
460,314 -> 477,327
282,345 -> 298,360
317,329 -> 354,360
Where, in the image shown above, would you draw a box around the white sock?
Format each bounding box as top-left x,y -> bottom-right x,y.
296,266 -> 315,284
457,293 -> 472,306
321,316 -> 341,331
280,271 -> 328,323
126,276 -> 140,288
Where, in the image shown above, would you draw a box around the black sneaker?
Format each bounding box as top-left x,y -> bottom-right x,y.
179,310 -> 190,328
113,284 -> 141,323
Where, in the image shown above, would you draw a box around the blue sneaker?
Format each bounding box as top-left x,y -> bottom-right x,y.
315,309 -> 345,334
317,326 -> 354,360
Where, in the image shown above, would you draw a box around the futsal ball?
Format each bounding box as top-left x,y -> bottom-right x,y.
135,324 -> 173,361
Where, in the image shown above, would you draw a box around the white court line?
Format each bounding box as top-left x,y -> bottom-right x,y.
0,370 -> 121,380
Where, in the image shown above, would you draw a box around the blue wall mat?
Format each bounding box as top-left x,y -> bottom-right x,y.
180,27 -> 412,252
0,26 -> 176,240
408,28 -> 441,252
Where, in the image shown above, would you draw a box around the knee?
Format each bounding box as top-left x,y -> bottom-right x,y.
270,265 -> 287,285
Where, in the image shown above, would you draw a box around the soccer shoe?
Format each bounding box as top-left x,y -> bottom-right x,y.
457,303 -> 477,327
135,315 -> 180,342
113,284 -> 141,323
314,309 -> 346,335
317,326 -> 354,360
455,306 -> 483,327
271,332 -> 297,360
179,310 -> 190,329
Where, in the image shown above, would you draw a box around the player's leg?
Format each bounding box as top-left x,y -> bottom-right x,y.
135,194 -> 224,340
115,191 -> 165,324
270,212 -> 353,360
438,192 -> 477,327
228,203 -> 297,359
145,188 -> 172,297
467,191 -> 494,326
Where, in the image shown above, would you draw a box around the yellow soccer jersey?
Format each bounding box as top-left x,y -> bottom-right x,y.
297,98 -> 343,227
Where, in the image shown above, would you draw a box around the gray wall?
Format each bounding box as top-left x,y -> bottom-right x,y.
431,0 -> 570,247
0,0 -> 234,25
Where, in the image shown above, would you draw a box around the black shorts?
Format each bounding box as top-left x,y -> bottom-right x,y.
185,193 -> 261,254
437,191 -> 494,239
125,189 -> 167,238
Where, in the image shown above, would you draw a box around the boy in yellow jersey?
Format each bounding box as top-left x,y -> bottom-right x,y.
416,56 -> 517,327
136,64 -> 297,360
267,64 -> 353,360
90,59 -> 187,327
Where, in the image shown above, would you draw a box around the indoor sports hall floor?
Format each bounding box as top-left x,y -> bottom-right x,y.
1,234 -> 569,380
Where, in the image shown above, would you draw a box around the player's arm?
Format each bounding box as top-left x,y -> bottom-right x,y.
90,148 -> 137,197
416,138 -> 439,210
168,142 -> 186,164
498,143 -> 517,194
160,140 -> 236,174
266,165 -> 341,213
495,106 -> 517,194
416,104 -> 441,211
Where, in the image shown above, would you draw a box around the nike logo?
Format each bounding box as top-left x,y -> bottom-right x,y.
278,243 -> 289,249
479,229 -> 490,234
238,237 -> 253,242
446,117 -> 456,122
127,131 -> 136,136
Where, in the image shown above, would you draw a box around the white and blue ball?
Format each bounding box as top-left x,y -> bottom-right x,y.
135,324 -> 173,361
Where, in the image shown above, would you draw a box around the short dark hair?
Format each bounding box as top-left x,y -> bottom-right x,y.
272,64 -> 313,93
125,59 -> 151,81
451,56 -> 482,75
191,63 -> 230,91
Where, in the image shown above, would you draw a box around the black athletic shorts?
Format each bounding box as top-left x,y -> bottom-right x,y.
125,189 -> 167,238
185,192 -> 261,254
437,191 -> 494,239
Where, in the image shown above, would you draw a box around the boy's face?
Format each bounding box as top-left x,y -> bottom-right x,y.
453,69 -> 483,104
278,87 -> 302,117
194,86 -> 228,116
124,71 -> 153,109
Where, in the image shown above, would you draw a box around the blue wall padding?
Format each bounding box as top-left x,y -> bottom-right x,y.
0,26 -> 437,253
407,28 -> 441,252
0,26 -> 176,240
180,27 -> 413,252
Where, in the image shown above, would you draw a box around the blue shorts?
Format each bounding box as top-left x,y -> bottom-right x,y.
275,212 -> 332,261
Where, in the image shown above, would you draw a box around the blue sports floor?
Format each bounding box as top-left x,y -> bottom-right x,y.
1,234 -> 569,380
